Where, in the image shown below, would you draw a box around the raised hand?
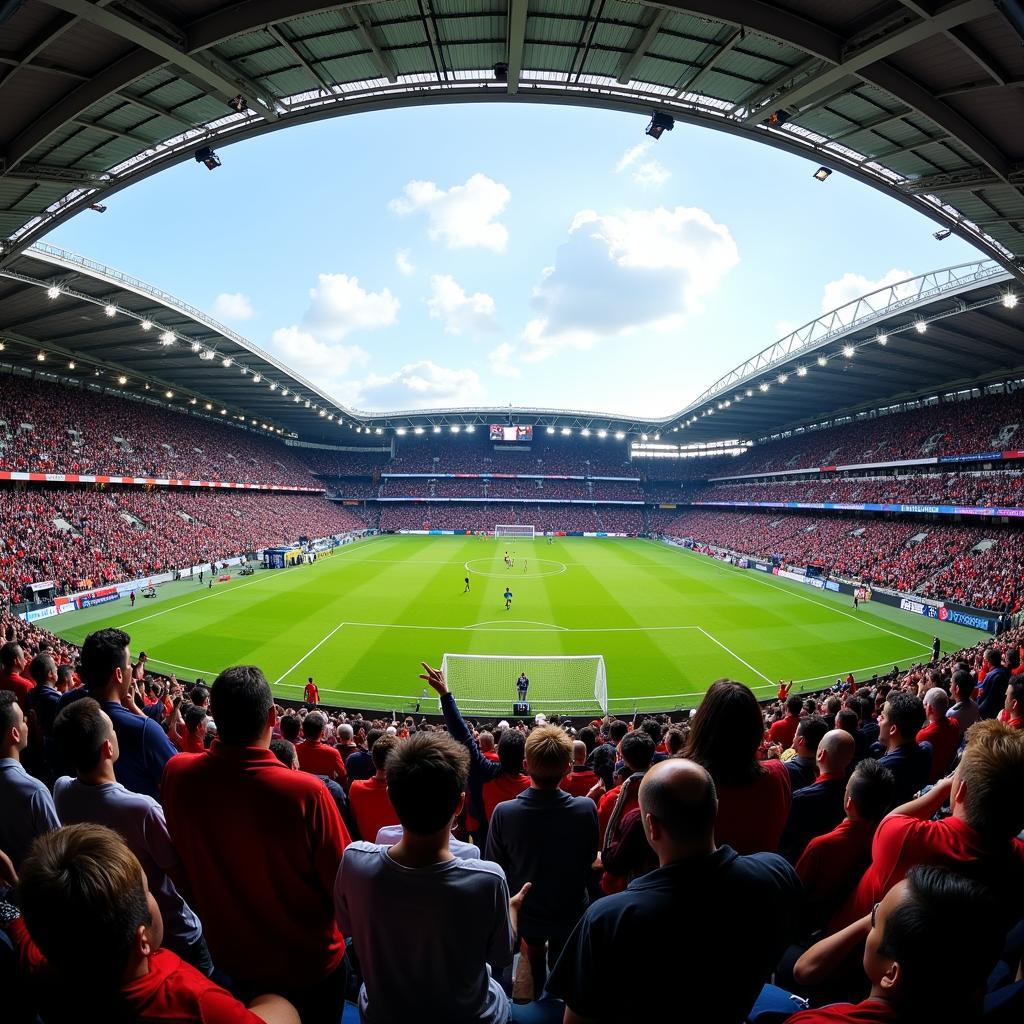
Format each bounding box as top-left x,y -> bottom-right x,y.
419,662 -> 449,697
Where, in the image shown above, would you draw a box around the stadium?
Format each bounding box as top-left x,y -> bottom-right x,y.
1,2 -> 1024,1023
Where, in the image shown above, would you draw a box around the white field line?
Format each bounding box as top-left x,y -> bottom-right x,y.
144,657 -> 220,677
696,626 -> 773,683
792,656 -> 925,686
333,621 -> 704,634
114,572 -> 280,629
466,620 -> 569,630
273,621 -> 347,685
666,546 -> 933,653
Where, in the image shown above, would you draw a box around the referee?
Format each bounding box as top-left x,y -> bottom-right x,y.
516,671 -> 529,701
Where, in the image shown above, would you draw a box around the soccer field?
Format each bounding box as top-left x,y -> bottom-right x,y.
49,536 -> 982,716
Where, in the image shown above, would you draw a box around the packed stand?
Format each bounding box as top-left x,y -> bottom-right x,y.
1,615 -> 1023,1024
379,478 -> 644,501
0,487 -> 367,596
378,502 -> 645,534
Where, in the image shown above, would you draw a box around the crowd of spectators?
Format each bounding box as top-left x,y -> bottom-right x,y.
377,502 -> 645,534
0,487 -> 367,597
1,617 -> 1022,1024
378,478 -> 644,501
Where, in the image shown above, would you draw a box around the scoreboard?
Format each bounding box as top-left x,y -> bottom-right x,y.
489,424 -> 533,442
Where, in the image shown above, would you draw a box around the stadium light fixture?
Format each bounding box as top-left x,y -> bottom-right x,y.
252,374 -> 261,384
933,228 -> 952,241
465,424 -> 475,433
222,357 -> 232,367
451,424 -> 461,433
546,426 -> 555,434
797,366 -> 807,376
319,409 -> 326,417
758,382 -> 769,391
598,429 -> 607,438
433,425 -> 442,433
304,400 -> 311,408
414,426 -> 424,435
778,373 -> 788,383
654,432 -> 660,440
396,427 -> 407,435
104,304 -> 116,317
734,394 -> 743,402
817,355 -> 828,366
204,403 -> 212,410
117,375 -> 127,385
67,360 -> 75,370
615,431 -> 625,440
914,321 -> 927,333
641,433 -> 649,441
745,388 -> 754,397
220,409 -> 226,415
561,427 -> 572,435
240,367 -> 248,376
645,111 -> 674,140
813,167 -> 832,182
36,351 -> 46,361
165,390 -> 174,399
1003,293 -> 1018,309
190,341 -> 202,353
190,398 -> 197,406
269,382 -> 277,391
723,400 -> 731,407
294,395 -> 301,403
877,334 -> 888,345
581,428 -> 591,437
843,344 -> 855,357
93,369 -> 100,377
228,94 -> 248,114
195,146 -> 221,170
0,341 -> 5,351
144,383 -> 150,390
375,428 -> 383,435
140,320 -> 152,331
159,332 -> 175,345
46,285 -> 60,299
707,409 -> 714,415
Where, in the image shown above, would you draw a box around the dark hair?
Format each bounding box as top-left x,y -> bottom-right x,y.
665,728 -> 685,755
1008,677 -> 1024,711
53,697 -> 109,776
371,734 -> 398,771
796,715 -> 829,754
579,725 -> 597,753
0,641 -> 22,671
57,664 -> 75,687
189,684 -> 210,707
303,711 -> 326,740
609,720 -> 628,743
836,708 -> 859,736
210,666 -> 272,746
885,692 -> 926,740
183,704 -> 207,733
497,729 -> 525,775
878,866 -> 1002,1013
280,715 -> 301,743
80,629 -> 131,691
984,648 -> 1001,667
365,728 -> 383,750
786,694 -> 802,716
641,762 -> 718,843
0,691 -> 20,736
19,824 -> 150,988
825,696 -> 842,718
269,738 -> 297,767
847,758 -> 895,821
951,669 -> 975,701
683,679 -> 764,786
386,733 -> 469,835
28,654 -> 56,687
620,730 -> 656,772
639,718 -> 662,745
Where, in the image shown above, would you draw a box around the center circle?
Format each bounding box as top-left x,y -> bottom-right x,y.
464,557 -> 567,579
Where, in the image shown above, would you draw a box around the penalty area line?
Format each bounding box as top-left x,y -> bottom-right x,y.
696,626 -> 773,684
273,622 -> 346,686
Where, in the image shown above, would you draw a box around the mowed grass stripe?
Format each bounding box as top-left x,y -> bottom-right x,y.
48,536 -> 983,711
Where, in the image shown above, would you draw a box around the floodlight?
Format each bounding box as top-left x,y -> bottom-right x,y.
165,390 -> 174,399
414,426 -> 424,434
159,332 -> 174,345
319,409 -> 326,417
205,403 -> 212,410
228,95 -> 248,114
1003,293 -> 1018,309
451,425 -> 461,433
765,109 -> 790,128
759,382 -> 769,391
615,431 -> 625,440
141,320 -> 152,331
375,427 -> 383,435
561,427 -> 572,435
46,286 -> 60,299
843,344 -> 855,357
933,228 -> 952,240
195,146 -> 221,170
253,374 -> 261,383
641,433 -> 648,441
493,62 -> 508,82
433,425 -> 442,433
191,341 -> 202,353
817,355 -> 828,366
877,334 -> 888,345
67,361 -> 75,369
104,304 -> 116,317
645,111 -> 674,140
36,351 -> 46,361
746,388 -> 754,396
813,167 -> 832,181
914,321 -> 927,333
396,427 -> 406,435
598,429 -> 607,438
778,372 -> 788,383
89,204 -> 107,213
465,424 -> 475,433
546,426 -> 555,434
269,382 -> 277,390
797,366 -> 807,376
117,375 -> 127,385
581,428 -> 591,437
222,357 -> 232,367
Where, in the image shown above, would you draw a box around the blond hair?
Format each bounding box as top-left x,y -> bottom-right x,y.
960,719 -> 1024,842
525,724 -> 572,783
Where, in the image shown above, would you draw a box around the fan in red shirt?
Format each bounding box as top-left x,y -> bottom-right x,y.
768,694 -> 803,751
162,667 -> 351,1024
833,719 -> 1024,933
796,758 -> 895,930
169,703 -> 208,755
295,711 -> 348,785
482,729 -> 530,820
3,822 -> 298,1023
915,687 -> 960,782
778,680 -> 793,701
595,731 -> 656,840
303,676 -> 320,706
789,866 -> 1004,1024
348,735 -> 400,841
1002,677 -> 1024,729
0,641 -> 35,708
685,679 -> 792,854
560,740 -> 600,798
478,729 -> 500,762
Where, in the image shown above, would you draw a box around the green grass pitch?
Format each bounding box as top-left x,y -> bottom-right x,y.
49,536 -> 982,716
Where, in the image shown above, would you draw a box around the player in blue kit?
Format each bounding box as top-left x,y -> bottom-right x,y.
504,587 -> 513,610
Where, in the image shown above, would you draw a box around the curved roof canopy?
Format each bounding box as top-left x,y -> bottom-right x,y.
0,0 -> 1022,280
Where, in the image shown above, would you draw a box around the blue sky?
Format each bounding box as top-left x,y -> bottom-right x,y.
49,103 -> 981,418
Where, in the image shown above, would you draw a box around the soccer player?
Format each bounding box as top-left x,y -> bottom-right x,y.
303,677 -> 320,706
523,559 -> 527,573
463,576 -> 470,593
517,672 -> 529,702
129,591 -> 136,608
504,587 -> 513,611
853,592 -> 859,610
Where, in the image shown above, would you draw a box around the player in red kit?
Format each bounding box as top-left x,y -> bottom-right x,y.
304,677 -> 320,706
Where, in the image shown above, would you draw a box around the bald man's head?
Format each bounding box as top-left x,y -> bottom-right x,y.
639,758 -> 717,847
817,728 -> 856,776
572,740 -> 587,765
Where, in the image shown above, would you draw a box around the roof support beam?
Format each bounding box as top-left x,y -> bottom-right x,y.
71,118 -> 154,149
506,0 -> 528,94
115,92 -> 196,131
264,23 -> 335,94
0,53 -> 88,82
347,6 -> 397,84
739,0 -> 992,123
676,26 -> 743,95
1,162 -> 108,186
828,106 -> 914,141
617,9 -> 666,86
38,0 -> 279,120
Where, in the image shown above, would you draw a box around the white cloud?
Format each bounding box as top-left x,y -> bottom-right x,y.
820,268 -> 916,315
302,273 -> 399,340
396,249 -> 416,276
352,360 -> 485,410
519,205 -> 739,363
488,342 -> 521,379
388,173 -> 511,251
614,141 -> 671,186
268,326 -> 369,398
213,292 -> 253,321
774,319 -> 798,339
426,274 -> 497,335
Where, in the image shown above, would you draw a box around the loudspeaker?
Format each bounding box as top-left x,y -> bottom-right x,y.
514,702 -> 530,716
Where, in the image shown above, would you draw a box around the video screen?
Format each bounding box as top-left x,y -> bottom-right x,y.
489,424 -> 533,442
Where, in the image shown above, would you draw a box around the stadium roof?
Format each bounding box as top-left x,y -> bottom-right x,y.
1,0 -> 1023,283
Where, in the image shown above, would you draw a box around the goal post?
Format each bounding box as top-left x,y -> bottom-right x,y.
440,653 -> 608,716
494,524 -> 535,539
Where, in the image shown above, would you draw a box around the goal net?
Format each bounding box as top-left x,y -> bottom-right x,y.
439,653 -> 608,716
494,524 -> 535,538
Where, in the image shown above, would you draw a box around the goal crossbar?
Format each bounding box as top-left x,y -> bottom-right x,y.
494,524 -> 535,538
440,652 -> 607,716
